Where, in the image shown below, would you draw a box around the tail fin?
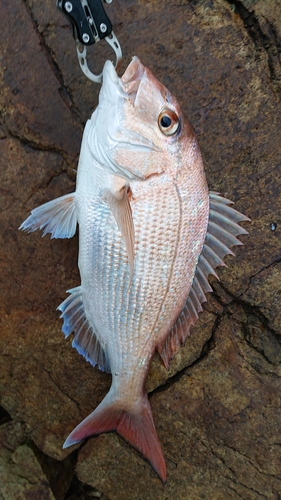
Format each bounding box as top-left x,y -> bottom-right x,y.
63,392 -> 166,482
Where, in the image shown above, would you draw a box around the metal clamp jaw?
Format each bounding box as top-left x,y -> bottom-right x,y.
57,0 -> 122,83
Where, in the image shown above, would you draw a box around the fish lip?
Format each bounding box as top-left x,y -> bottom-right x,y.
119,56 -> 145,104
121,56 -> 144,84
120,56 -> 144,99
101,60 -> 124,99
101,58 -> 160,155
102,57 -> 143,103
97,57 -> 162,180
103,59 -> 119,85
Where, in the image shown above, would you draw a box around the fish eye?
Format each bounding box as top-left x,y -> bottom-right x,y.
158,109 -> 180,136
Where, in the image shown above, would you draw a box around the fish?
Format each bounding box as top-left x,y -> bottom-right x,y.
20,56 -> 249,482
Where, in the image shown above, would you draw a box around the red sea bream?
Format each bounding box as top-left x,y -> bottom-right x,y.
20,56 -> 249,482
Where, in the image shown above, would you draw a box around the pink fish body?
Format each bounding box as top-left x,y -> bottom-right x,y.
20,57 -> 249,482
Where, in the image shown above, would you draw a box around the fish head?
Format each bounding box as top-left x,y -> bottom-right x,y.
88,56 -> 200,181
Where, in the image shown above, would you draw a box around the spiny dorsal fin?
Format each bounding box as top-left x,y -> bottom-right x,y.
19,193 -> 77,239
158,192 -> 250,369
57,287 -> 110,373
103,184 -> 135,275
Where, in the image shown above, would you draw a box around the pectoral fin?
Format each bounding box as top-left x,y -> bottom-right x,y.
104,185 -> 135,273
19,193 -> 77,239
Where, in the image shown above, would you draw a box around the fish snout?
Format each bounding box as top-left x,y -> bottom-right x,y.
103,59 -> 119,83
100,60 -> 121,103
120,56 -> 145,97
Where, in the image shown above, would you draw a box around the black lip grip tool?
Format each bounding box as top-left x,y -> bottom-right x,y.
57,0 -> 122,82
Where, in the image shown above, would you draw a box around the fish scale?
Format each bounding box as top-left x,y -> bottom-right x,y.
20,56 -> 249,482
86,181 -> 179,360
153,181 -> 208,338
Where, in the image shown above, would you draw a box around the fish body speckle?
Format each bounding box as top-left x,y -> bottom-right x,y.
20,57 -> 249,482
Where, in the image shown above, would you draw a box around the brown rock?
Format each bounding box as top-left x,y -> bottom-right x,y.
76,308 -> 281,499
1,0 -> 281,497
0,0 -> 82,159
0,421 -> 56,499
31,447 -> 76,500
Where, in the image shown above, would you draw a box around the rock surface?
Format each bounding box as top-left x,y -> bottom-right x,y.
76,306 -> 281,499
1,0 -> 281,498
0,421 -> 56,499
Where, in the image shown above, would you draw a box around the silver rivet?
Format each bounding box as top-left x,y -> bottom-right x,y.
82,33 -> 90,43
65,2 -> 73,13
100,23 -> 107,33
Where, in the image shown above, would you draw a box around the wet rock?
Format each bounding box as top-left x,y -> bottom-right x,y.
0,421 -> 56,499
0,408 -> 11,427
65,477 -> 106,500
0,0 -> 82,160
31,447 -> 76,500
0,0 -> 249,457
0,420 -> 76,499
1,0 -> 281,497
76,307 -> 281,499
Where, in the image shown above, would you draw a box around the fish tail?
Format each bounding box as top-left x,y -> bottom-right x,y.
63,390 -> 166,482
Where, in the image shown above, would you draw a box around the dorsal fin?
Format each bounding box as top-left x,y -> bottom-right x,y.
158,192 -> 250,369
57,287 -> 110,372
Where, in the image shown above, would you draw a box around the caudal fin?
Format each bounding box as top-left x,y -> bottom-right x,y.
63,392 -> 166,482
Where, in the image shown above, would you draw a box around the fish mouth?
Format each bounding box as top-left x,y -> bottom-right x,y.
102,56 -> 144,105
120,56 -> 145,100
92,57 -> 162,181
101,56 -> 160,152
122,56 -> 145,84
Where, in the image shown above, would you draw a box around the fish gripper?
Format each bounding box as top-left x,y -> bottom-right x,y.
56,0 -> 122,83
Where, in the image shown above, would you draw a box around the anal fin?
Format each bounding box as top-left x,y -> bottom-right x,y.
57,287 -> 110,372
19,193 -> 77,239
158,191 -> 250,368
